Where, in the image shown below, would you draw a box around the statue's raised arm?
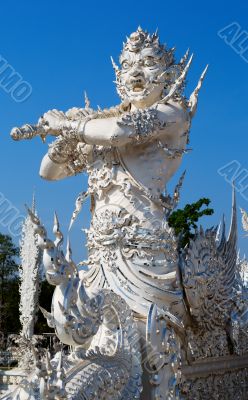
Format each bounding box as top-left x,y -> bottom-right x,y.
11,27 -> 206,184
9,28 -> 208,322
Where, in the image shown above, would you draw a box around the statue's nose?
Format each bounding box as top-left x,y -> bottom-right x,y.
131,69 -> 141,77
130,63 -> 142,77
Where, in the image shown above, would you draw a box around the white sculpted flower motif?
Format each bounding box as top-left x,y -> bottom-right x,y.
88,209 -> 134,247
87,147 -> 118,198
88,162 -> 114,198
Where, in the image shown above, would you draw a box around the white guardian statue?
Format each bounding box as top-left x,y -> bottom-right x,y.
8,27 -> 248,400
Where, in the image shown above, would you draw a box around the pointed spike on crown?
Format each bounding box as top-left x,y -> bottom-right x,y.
158,52 -> 193,105
168,47 -> 176,59
180,48 -> 190,65
110,56 -> 119,73
181,52 -> 194,78
200,65 -> 209,82
188,53 -> 194,65
188,63 -> 208,117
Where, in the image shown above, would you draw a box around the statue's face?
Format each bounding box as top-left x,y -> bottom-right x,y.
118,47 -> 166,107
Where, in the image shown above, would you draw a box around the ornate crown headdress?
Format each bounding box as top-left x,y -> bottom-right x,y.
120,26 -> 175,66
111,27 -> 208,118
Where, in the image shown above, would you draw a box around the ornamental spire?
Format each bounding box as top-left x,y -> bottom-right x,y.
19,195 -> 42,340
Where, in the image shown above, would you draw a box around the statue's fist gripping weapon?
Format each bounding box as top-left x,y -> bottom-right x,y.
10,110 -> 67,142
10,93 -> 93,143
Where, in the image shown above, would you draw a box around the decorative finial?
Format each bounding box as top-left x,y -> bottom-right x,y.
53,212 -> 63,246
68,191 -> 89,231
66,238 -> 72,260
188,64 -> 208,117
84,91 -> 90,109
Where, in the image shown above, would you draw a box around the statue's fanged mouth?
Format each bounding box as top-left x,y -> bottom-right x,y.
129,78 -> 145,92
133,84 -> 144,92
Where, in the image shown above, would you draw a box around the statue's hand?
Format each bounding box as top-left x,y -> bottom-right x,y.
11,107 -> 94,142
10,109 -> 67,142
38,109 -> 67,136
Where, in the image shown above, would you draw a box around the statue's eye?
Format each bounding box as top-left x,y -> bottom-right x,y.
144,58 -> 156,67
122,61 -> 130,70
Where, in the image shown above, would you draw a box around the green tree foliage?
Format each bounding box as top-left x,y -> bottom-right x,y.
168,198 -> 214,248
0,233 -> 20,336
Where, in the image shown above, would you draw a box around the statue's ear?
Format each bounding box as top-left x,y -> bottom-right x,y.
164,65 -> 181,85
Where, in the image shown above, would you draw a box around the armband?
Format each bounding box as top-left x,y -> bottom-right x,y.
116,107 -> 166,144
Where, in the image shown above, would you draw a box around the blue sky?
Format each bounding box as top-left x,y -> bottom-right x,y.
0,0 -> 248,261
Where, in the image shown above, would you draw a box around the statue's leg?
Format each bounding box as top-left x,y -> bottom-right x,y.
136,319 -> 153,400
137,306 -> 183,400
